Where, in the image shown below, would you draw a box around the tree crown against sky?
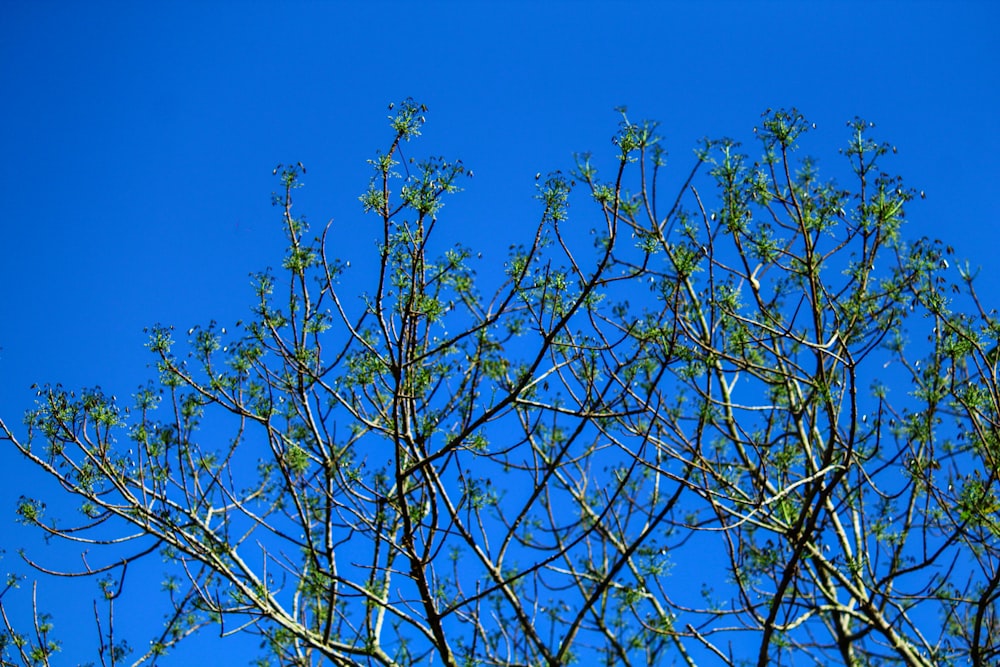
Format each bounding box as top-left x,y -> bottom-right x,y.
1,100 -> 999,667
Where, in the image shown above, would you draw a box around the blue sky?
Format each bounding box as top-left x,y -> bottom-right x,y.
1,1 -> 998,663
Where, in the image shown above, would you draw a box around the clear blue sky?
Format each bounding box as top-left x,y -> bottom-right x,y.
1,1 -> 998,663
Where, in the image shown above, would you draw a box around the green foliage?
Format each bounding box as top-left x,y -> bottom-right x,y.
1,103 -> 998,667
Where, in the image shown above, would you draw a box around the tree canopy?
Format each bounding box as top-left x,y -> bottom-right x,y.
2,100 -> 998,667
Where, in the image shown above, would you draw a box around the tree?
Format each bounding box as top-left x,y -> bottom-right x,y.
2,100 -> 998,667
